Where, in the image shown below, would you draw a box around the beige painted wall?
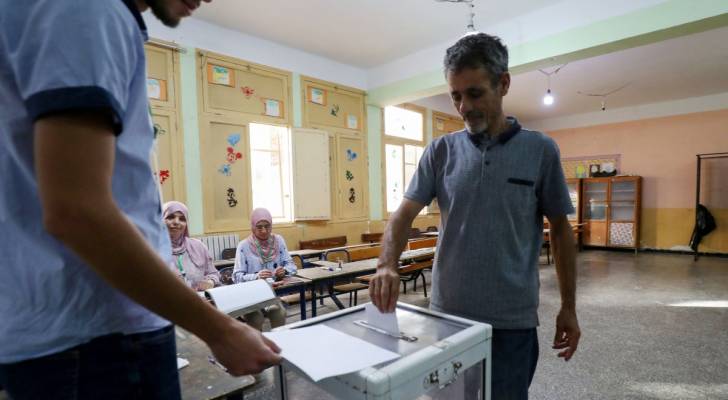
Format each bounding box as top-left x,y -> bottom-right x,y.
548,109 -> 728,253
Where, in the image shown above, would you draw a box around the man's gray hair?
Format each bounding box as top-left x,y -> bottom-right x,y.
444,32 -> 509,86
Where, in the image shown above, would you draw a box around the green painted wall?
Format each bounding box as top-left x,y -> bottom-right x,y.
367,105 -> 383,220
180,47 -> 204,235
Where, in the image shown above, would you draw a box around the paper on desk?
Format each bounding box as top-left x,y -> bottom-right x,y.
205,279 -> 276,315
264,325 -> 400,382
365,302 -> 400,334
176,357 -> 189,370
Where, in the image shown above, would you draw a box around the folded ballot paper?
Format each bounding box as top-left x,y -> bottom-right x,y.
205,279 -> 278,319
263,324 -> 400,382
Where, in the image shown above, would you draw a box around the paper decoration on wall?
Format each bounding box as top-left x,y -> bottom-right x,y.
226,147 -> 243,163
147,78 -> 167,101
348,188 -> 356,203
435,118 -> 445,131
346,114 -> 358,130
227,133 -> 241,147
330,104 -> 340,117
153,123 -> 166,138
575,164 -> 587,178
309,87 -> 326,105
345,170 -> 354,181
241,86 -> 255,99
159,170 -> 170,185
218,164 -> 232,176
263,99 -> 282,117
346,149 -> 357,161
207,64 -> 234,86
226,188 -> 239,208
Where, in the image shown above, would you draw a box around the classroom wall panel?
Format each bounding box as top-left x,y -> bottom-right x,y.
337,135 -> 367,220
549,109 -> 728,253
432,111 -> 464,139
145,43 -> 185,204
292,128 -> 331,220
199,118 -> 251,232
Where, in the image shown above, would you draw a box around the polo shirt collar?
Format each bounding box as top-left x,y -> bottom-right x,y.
121,0 -> 149,40
467,116 -> 521,148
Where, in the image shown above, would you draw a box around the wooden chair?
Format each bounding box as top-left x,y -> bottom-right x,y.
408,237 -> 437,250
220,247 -> 236,260
218,266 -> 234,285
399,260 -> 431,297
321,249 -> 368,307
290,254 -> 304,269
348,245 -> 382,261
299,236 -> 347,250
361,232 -> 383,243
542,231 -> 551,264
408,227 -> 423,239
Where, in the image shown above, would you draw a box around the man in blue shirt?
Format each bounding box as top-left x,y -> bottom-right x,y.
0,1 -> 281,398
370,33 -> 581,399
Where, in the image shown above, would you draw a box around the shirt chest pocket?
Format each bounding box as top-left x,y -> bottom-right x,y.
505,177 -> 537,216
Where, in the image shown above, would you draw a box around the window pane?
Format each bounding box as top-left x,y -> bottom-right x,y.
385,144 -> 403,213
384,106 -> 423,141
249,123 -> 292,222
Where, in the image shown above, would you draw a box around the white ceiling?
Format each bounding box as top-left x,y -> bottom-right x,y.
192,0 -> 557,68
417,26 -> 728,122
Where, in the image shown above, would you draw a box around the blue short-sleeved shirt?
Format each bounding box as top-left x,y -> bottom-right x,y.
0,0 -> 171,362
405,118 -> 574,329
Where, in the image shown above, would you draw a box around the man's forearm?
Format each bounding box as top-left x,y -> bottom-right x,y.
378,212 -> 411,270
45,201 -> 229,343
551,223 -> 577,310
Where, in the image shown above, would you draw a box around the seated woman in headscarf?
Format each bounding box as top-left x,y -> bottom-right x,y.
233,208 -> 297,331
163,201 -> 221,291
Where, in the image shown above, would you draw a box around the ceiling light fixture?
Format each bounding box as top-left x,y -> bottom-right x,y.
577,82 -> 631,111
538,64 -> 567,107
435,0 -> 476,34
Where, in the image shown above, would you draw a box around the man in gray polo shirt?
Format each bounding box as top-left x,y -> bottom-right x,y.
370,33 -> 581,399
0,1 -> 280,398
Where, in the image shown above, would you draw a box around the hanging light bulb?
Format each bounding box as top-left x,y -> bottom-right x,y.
538,65 -> 566,107
543,89 -> 554,105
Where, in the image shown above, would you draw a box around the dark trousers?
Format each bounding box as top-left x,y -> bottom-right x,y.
0,325 -> 180,400
490,328 -> 539,400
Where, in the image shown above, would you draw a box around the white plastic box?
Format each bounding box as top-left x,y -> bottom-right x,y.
273,302 -> 491,400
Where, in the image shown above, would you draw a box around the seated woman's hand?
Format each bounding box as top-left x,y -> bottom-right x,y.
274,267 -> 286,279
257,270 -> 273,279
194,279 -> 215,291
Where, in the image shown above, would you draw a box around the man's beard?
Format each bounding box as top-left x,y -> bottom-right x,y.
146,0 -> 182,28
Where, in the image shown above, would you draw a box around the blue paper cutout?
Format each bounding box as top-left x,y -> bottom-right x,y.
218,164 -> 232,176
346,149 -> 357,161
227,133 -> 241,147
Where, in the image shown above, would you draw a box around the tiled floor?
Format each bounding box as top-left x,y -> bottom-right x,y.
245,250 -> 728,400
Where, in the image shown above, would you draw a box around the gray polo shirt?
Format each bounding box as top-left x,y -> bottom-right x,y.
405,118 -> 573,329
0,0 -> 170,362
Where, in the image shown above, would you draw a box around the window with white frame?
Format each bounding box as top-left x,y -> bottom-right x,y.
249,123 -> 293,223
384,105 -> 426,213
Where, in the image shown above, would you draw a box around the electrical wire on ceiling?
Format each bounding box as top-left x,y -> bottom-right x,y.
537,64 -> 568,106
577,82 -> 631,111
435,0 -> 476,33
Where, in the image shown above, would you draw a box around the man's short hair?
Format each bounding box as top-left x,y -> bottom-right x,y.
444,33 -> 509,86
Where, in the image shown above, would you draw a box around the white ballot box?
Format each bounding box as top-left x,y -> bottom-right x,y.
272,302 -> 492,400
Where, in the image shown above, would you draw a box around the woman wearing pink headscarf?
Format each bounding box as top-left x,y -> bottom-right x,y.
163,201 -> 220,291
233,208 -> 296,330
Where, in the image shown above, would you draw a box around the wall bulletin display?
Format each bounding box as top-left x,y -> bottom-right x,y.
207,64 -> 235,86
145,42 -> 185,204
263,98 -> 283,118
199,51 -> 291,123
146,78 -> 167,101
561,155 -> 621,179
346,114 -> 358,130
308,87 -> 327,106
200,118 -> 251,232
